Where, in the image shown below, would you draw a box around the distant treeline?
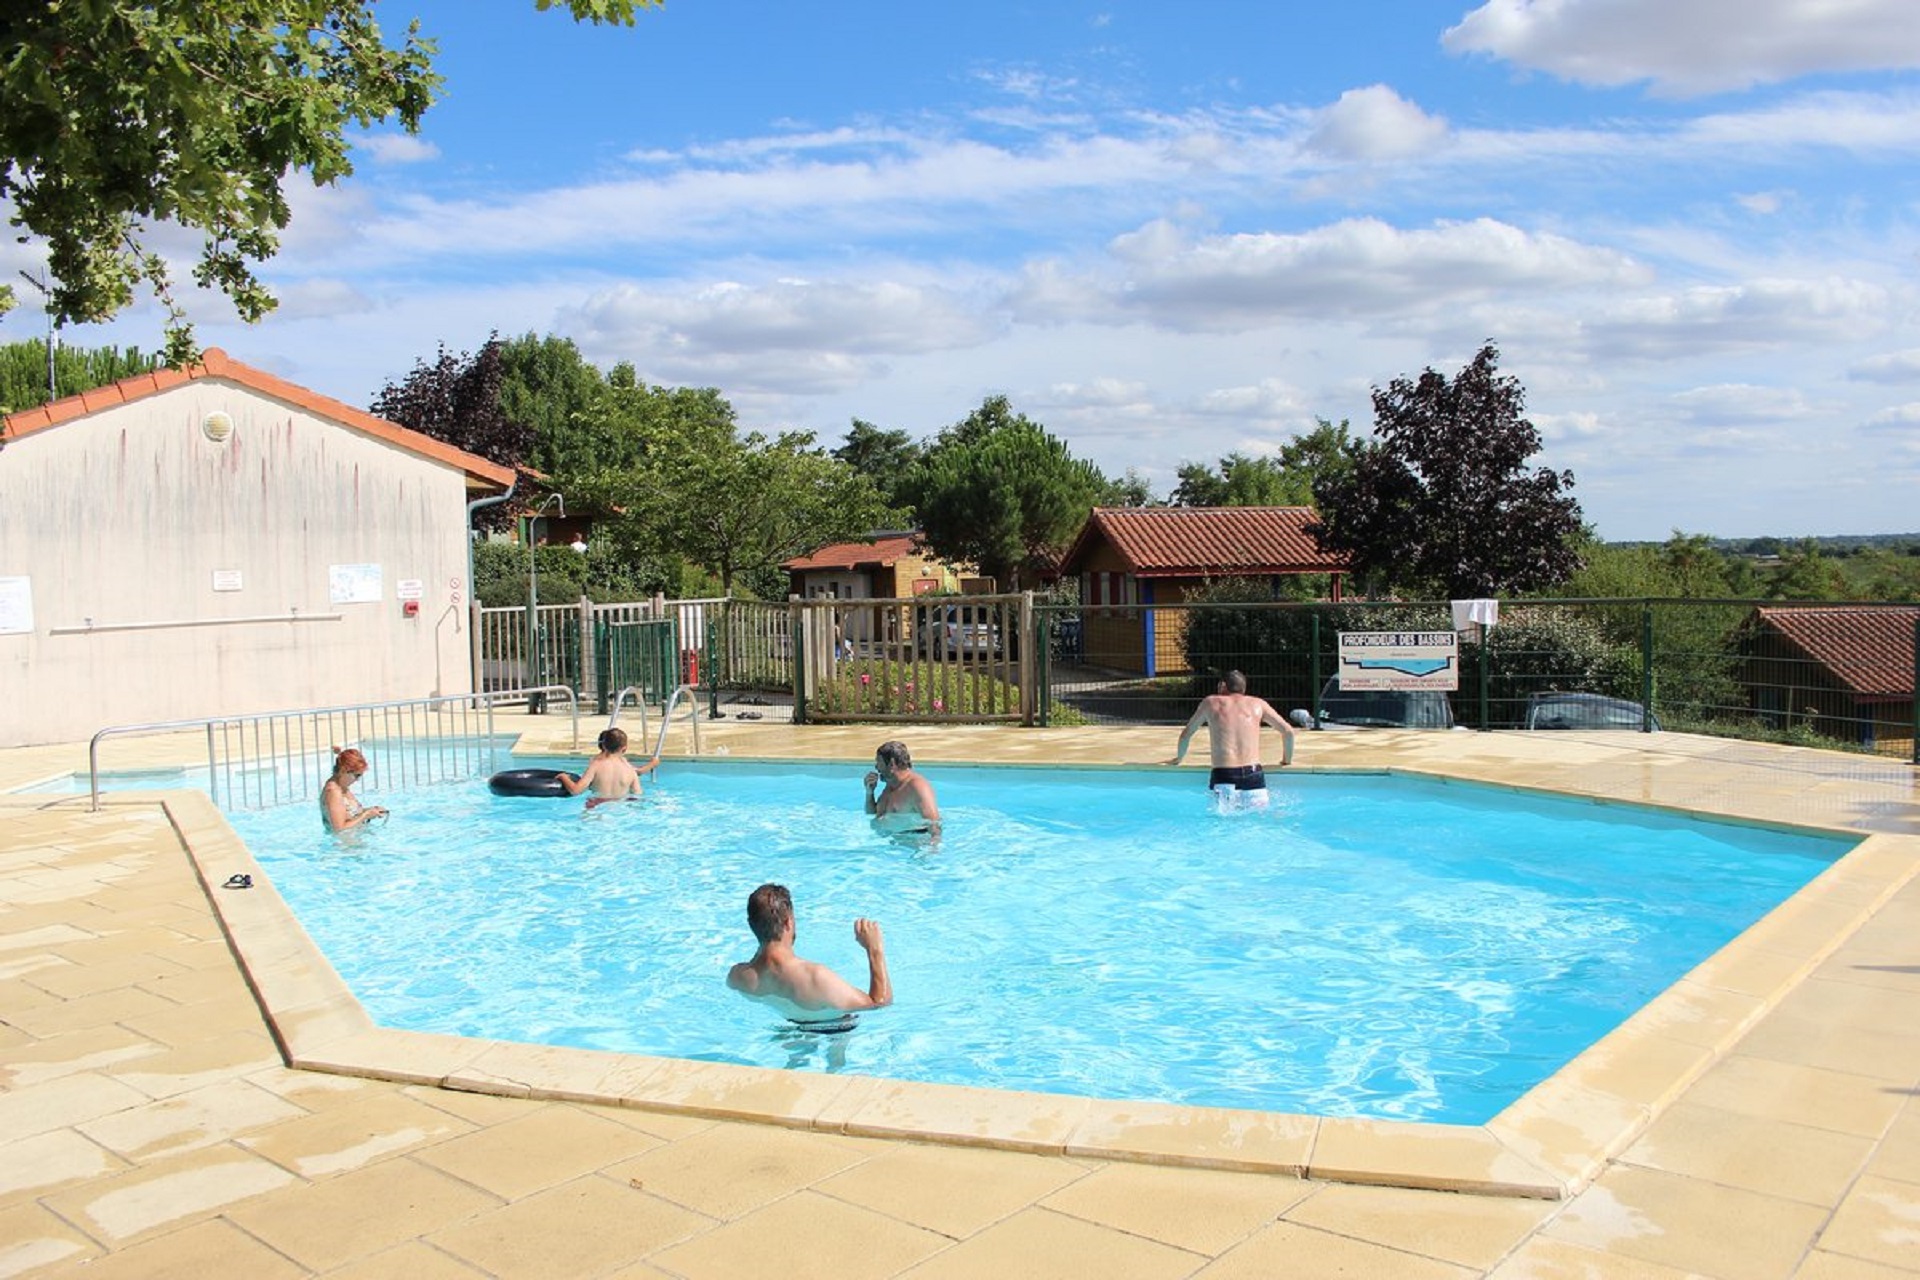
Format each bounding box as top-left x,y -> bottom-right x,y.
1613,534 -> 1920,558
0,340 -> 165,415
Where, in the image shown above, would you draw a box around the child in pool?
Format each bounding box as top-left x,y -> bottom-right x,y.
557,728 -> 659,808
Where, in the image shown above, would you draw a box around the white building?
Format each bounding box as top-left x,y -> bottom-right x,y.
0,349 -> 513,747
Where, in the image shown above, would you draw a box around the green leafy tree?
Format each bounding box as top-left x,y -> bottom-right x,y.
912,396 -> 1109,590
1098,468 -> 1159,508
1172,420 -> 1360,508
1311,344 -> 1584,597
1766,539 -> 1849,600
495,333 -> 609,480
573,384 -> 899,596
833,419 -> 923,511
0,340 -> 162,414
0,1 -> 657,361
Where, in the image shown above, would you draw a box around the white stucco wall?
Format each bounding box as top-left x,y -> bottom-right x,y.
0,377 -> 480,747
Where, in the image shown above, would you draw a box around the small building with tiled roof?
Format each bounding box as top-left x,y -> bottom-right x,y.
782,531 -> 972,648
1054,506 -> 1349,676
1741,605 -> 1918,753
0,349 -> 513,746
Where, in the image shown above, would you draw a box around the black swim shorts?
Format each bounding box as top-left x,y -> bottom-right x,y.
1208,764 -> 1267,791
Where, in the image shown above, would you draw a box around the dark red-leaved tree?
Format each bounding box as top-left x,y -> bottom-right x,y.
370,333 -> 533,528
1310,343 -> 1584,597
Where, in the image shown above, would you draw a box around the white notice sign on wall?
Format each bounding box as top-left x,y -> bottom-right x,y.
211,569 -> 244,592
328,563 -> 383,605
0,576 -> 32,636
396,578 -> 424,601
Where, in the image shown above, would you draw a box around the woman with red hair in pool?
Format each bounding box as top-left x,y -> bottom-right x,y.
321,746 -> 389,833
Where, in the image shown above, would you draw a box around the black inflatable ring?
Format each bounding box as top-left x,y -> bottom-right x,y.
488,768 -> 569,798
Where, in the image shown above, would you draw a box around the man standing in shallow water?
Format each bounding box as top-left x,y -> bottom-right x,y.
726,883 -> 892,1018
1166,669 -> 1295,802
864,739 -> 941,837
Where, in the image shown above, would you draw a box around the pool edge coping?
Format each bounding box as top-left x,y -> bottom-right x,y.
144,753 -> 1920,1204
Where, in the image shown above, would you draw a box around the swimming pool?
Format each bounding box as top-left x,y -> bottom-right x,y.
225,759 -> 1852,1125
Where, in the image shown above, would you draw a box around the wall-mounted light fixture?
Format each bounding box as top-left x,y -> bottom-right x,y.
202,411 -> 234,443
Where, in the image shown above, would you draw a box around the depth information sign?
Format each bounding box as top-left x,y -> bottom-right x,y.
1336,631 -> 1459,691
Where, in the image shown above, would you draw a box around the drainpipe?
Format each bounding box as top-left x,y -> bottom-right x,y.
466,477 -> 517,693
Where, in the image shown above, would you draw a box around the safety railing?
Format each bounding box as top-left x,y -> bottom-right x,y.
87,685 -> 579,812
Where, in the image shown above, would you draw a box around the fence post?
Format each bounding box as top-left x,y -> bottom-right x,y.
1642,601 -> 1656,733
1478,636 -> 1489,731
1911,614 -> 1918,765
1310,612 -> 1322,719
790,595 -> 808,725
577,596 -> 595,708
1019,591 -> 1036,725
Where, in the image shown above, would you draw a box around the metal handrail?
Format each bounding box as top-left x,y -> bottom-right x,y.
87,684 -> 579,812
606,685 -> 648,745
652,683 -> 702,760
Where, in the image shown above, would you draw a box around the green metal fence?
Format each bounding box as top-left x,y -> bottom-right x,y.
1035,597 -> 1920,761
594,618 -> 679,714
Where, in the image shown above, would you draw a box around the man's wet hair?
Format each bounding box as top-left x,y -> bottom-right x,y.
876,740 -> 912,769
1223,670 -> 1248,694
746,883 -> 793,943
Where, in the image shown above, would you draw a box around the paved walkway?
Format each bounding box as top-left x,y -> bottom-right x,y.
2,719 -> 1917,1278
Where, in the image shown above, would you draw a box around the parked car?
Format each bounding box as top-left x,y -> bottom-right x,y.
1524,692 -> 1660,731
918,604 -> 1003,658
1293,677 -> 1458,730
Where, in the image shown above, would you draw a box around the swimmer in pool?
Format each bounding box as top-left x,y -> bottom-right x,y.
1165,669 -> 1294,803
556,727 -> 658,809
321,746 -> 388,833
863,739 -> 941,838
726,883 -> 892,1019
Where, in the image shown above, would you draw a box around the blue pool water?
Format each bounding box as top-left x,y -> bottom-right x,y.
226,760 -> 1852,1124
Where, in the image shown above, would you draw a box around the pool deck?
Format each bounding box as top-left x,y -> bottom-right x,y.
3,717 -> 1918,1278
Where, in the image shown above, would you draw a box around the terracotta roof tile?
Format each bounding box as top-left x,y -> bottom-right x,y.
2,347 -> 513,488
1058,507 -> 1347,577
784,533 -> 928,571
1752,606 -> 1919,698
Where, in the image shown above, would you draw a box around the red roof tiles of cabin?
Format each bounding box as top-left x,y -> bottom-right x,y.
1058,506 -> 1347,578
1752,606 -> 1920,698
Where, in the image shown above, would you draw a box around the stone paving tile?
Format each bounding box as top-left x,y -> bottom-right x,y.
1541,1165 -> 1829,1280
1683,1054 -> 1910,1139
0,1127 -> 128,1206
654,1189 -> 954,1280
0,1197 -> 103,1275
20,949 -> 193,1001
0,1070 -> 153,1142
605,1118 -> 873,1221
76,1076 -> 310,1162
39,1143 -> 300,1247
1873,1100 -> 1920,1186
1794,1251 -> 1920,1280
1193,1219 -> 1478,1278
1485,1235 -> 1715,1278
408,1101 -> 669,1201
224,1155 -> 501,1273
5,983 -> 178,1039
108,1029 -> 284,1099
1814,1174 -> 1920,1274
0,1022 -> 164,1088
1619,1099 -> 1878,1206
117,992 -> 275,1045
312,1240 -> 493,1279
1279,1180 -> 1559,1271
25,1216 -> 308,1280
238,1087 -> 481,1180
1037,1160 -> 1310,1257
426,1173 -> 714,1276
818,1140 -> 1090,1239
246,1064 -> 406,1114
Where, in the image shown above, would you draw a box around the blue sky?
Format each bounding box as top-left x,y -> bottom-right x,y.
10,0 -> 1920,540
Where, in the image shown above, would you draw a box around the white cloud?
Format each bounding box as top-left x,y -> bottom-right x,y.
1578,277 -> 1892,359
355,133 -> 440,164
1094,217 -> 1649,331
1862,402 -> 1920,429
1669,383 -> 1816,423
559,277 -> 1003,394
1193,380 -> 1309,420
1734,191 -> 1788,215
1443,0 -> 1920,96
1848,349 -> 1920,383
1305,85 -> 1449,162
